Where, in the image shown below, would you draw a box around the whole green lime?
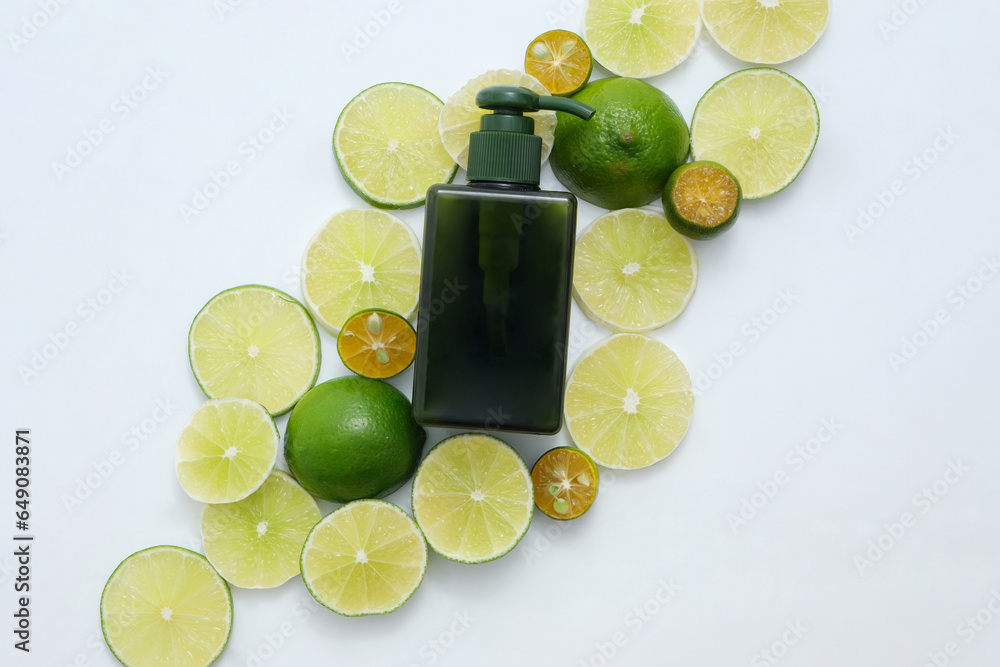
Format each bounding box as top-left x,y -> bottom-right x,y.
549,77 -> 690,210
284,376 -> 426,503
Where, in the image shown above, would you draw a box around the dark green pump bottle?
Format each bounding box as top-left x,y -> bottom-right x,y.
412,86 -> 595,434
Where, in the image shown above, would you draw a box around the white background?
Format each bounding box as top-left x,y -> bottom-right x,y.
3,1 -> 1000,666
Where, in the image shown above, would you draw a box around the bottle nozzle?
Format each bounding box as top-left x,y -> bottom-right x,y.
467,86 -> 594,186
475,86 -> 595,121
536,95 -> 596,120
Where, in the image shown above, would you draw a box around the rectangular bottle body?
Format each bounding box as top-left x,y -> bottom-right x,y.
413,184 -> 577,434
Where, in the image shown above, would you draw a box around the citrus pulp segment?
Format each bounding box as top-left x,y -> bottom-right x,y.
691,67 -> 820,199
100,546 -> 232,667
524,30 -> 593,96
337,308 -> 416,379
176,398 -> 278,504
531,447 -> 600,520
188,285 -> 321,416
301,500 -> 427,616
565,334 -> 694,469
583,0 -> 702,78
411,433 -> 533,563
300,209 -> 421,335
663,160 -> 742,240
333,82 -> 457,209
572,208 -> 698,333
201,469 -> 321,589
700,0 -> 830,64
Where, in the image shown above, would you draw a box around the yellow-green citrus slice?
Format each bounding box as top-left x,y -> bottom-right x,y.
176,398 -> 279,504
337,308 -> 416,379
691,68 -> 820,199
573,208 -> 697,333
662,160 -> 742,240
301,209 -> 421,335
301,500 -> 427,616
524,30 -> 594,96
333,82 -> 457,209
188,285 -> 321,416
583,0 -> 702,78
565,333 -> 694,469
439,69 -> 556,169
531,447 -> 599,520
101,546 -> 232,667
201,469 -> 321,589
700,0 -> 830,64
411,433 -> 533,564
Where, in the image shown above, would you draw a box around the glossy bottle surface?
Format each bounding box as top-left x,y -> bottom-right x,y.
413,184 -> 576,434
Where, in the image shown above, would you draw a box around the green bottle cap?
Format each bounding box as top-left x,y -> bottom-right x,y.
467,86 -> 595,186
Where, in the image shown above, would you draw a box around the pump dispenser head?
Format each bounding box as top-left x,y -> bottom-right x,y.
466,86 -> 595,186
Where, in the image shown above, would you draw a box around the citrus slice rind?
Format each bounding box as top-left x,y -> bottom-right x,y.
583,0 -> 702,78
337,308 -> 417,379
300,209 -> 421,335
201,469 -> 321,589
101,546 -> 233,667
439,69 -> 556,169
411,433 -> 533,564
699,0 -> 830,65
188,285 -> 321,417
176,398 -> 279,505
301,500 -> 427,616
691,67 -> 820,199
564,333 -> 694,469
572,209 -> 698,333
333,82 -> 457,209
524,30 -> 594,96
531,447 -> 600,520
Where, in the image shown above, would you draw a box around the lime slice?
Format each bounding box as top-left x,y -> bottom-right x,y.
524,30 -> 593,96
188,285 -> 321,416
691,68 -> 820,199
301,209 -> 421,335
337,308 -> 416,379
583,0 -> 701,78
662,160 -> 742,240
411,433 -> 533,564
439,69 -> 556,170
301,500 -> 427,616
573,208 -> 697,333
101,546 -> 232,667
333,82 -> 457,209
701,0 -> 830,64
565,334 -> 694,469
531,447 -> 599,520
176,398 -> 278,504
202,470 -> 320,589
